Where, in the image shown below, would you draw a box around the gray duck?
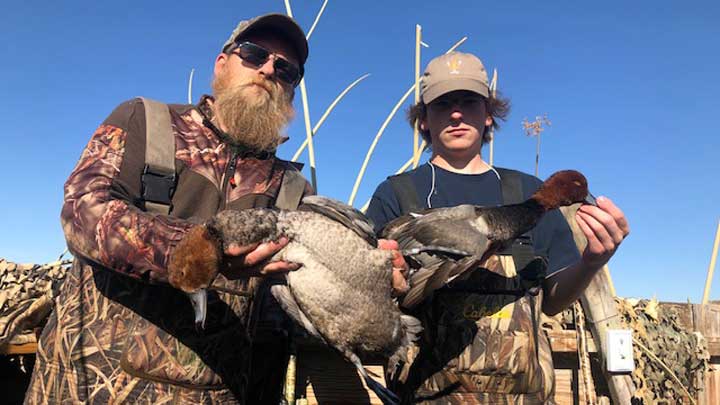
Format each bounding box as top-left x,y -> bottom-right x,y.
168,196 -> 421,405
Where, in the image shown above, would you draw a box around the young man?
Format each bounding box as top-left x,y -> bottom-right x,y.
367,52 -> 629,403
25,14 -> 313,404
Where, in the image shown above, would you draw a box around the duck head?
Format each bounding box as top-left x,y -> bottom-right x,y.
533,170 -> 597,210
168,225 -> 222,330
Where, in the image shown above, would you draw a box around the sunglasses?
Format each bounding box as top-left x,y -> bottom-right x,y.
231,41 -> 303,86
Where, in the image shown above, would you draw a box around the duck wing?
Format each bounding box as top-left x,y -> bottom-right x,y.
382,205 -> 496,309
400,255 -> 484,308
382,205 -> 491,255
298,196 -> 377,247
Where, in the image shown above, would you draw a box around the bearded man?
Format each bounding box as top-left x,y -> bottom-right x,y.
24,14 -> 315,404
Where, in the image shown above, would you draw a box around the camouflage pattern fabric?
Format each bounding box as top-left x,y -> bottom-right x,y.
392,255 -> 555,404
617,298 -> 709,404
24,97 -> 310,404
0,258 -> 70,348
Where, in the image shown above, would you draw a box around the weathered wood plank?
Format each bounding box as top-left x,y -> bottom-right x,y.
548,329 -> 597,353
706,362 -> 720,405
693,304 -> 720,339
295,346 -> 386,405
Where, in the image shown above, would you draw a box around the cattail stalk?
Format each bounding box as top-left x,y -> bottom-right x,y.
702,219 -> 720,304
360,141 -> 427,213
488,69 -> 497,166
306,0 -> 328,40
535,132 -> 541,177
291,74 -> 370,162
187,68 -> 195,104
284,0 -> 327,192
412,25 -> 422,169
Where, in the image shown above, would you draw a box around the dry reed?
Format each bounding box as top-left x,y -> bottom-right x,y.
291,73 -> 371,162
348,36 -> 468,205
488,68 -> 497,166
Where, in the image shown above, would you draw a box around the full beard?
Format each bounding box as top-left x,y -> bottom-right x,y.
211,73 -> 295,152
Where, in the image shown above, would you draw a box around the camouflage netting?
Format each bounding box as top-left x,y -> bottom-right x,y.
0,257 -> 71,349
616,298 -> 709,404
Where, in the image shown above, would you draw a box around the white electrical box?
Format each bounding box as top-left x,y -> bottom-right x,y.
606,329 -> 635,373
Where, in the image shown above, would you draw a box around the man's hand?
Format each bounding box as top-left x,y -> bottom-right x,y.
575,196 -> 630,270
221,237 -> 301,278
378,239 -> 410,297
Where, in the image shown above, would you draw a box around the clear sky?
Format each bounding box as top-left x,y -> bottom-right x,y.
1,1 -> 719,303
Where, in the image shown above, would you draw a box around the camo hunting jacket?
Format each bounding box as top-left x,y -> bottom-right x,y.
24,96 -> 312,404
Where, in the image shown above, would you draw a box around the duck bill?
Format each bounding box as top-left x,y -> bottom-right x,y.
584,192 -> 598,207
188,290 -> 208,331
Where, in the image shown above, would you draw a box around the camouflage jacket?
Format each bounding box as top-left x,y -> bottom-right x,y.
25,96 -> 312,404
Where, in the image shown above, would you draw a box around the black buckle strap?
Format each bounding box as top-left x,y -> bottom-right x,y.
141,164 -> 177,205
496,234 -> 533,255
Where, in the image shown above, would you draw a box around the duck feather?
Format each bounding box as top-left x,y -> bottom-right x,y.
298,195 -> 378,247
269,282 -> 327,343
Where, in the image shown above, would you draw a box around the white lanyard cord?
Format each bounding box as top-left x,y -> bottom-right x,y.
426,161 -> 502,209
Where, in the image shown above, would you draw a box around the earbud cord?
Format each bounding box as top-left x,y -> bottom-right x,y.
426,161 -> 502,209
427,161 -> 437,208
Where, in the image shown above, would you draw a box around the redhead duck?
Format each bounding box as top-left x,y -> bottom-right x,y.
381,170 -> 596,308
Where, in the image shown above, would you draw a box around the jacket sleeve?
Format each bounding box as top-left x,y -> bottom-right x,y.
60,99 -> 195,283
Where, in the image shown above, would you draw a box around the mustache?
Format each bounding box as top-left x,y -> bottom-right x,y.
226,78 -> 277,98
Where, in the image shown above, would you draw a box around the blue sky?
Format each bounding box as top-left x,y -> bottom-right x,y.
1,1 -> 719,303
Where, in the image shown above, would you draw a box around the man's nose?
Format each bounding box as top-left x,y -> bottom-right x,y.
257,57 -> 276,78
450,108 -> 463,121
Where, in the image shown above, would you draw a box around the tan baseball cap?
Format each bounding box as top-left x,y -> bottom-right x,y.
420,51 -> 489,104
222,13 -> 309,65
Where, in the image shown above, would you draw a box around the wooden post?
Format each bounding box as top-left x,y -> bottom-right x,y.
702,219 -> 720,304
561,205 -> 635,404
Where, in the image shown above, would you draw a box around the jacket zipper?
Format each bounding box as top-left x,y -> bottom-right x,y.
220,150 -> 239,210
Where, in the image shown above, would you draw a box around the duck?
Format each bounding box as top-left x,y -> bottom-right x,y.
168,196 -> 421,405
380,169 -> 596,309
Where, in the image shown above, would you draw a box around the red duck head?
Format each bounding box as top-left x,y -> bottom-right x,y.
533,170 -> 596,210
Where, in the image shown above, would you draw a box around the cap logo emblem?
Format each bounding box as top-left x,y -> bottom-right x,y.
447,58 -> 462,74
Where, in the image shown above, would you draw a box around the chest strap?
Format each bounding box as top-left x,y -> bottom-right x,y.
495,168 -> 538,278
140,97 -> 177,215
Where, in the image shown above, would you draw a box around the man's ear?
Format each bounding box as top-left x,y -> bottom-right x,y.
419,118 -> 428,132
485,114 -> 493,128
214,53 -> 229,77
